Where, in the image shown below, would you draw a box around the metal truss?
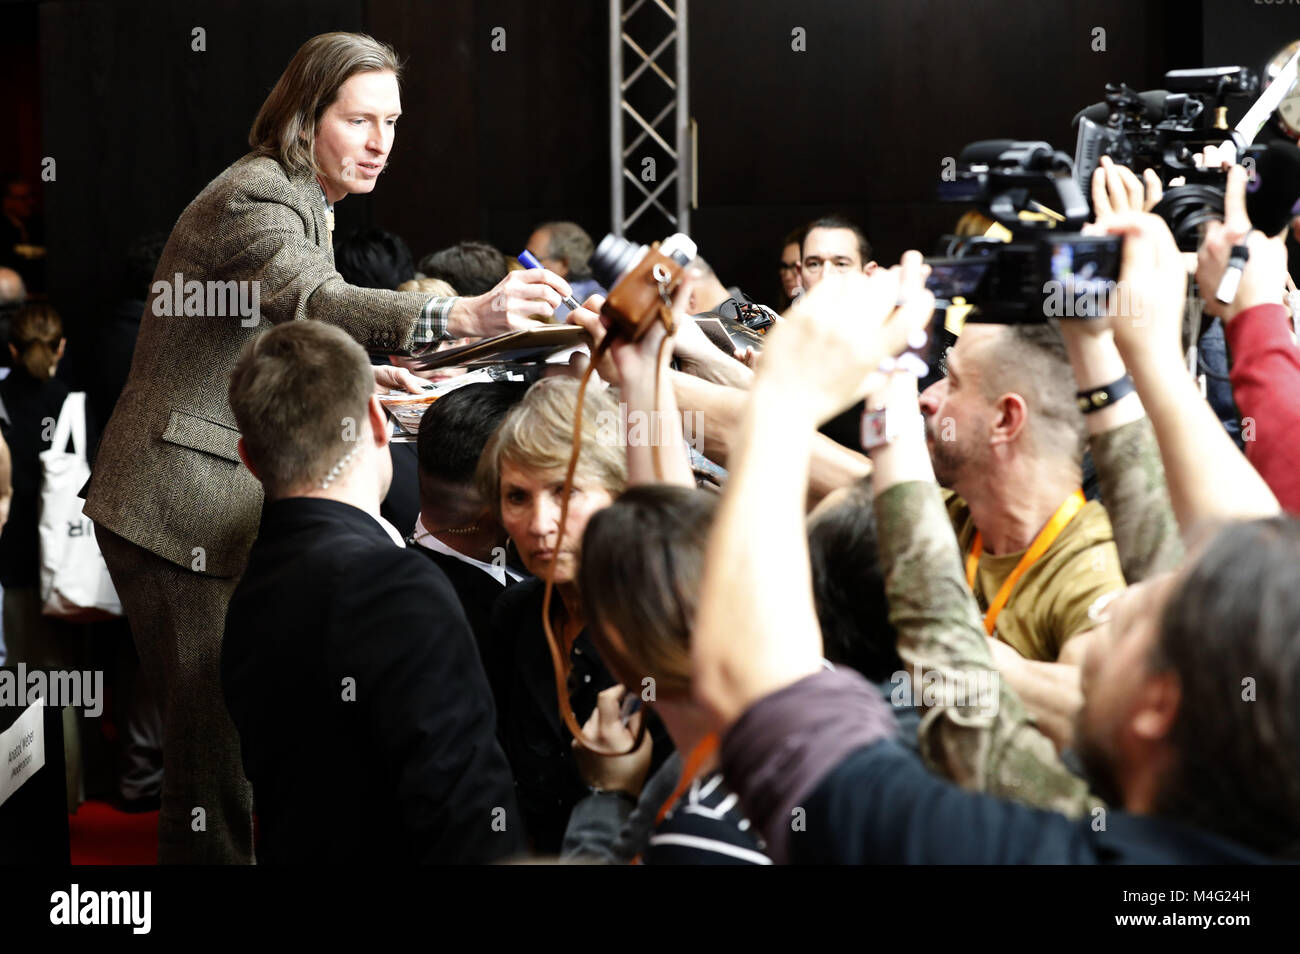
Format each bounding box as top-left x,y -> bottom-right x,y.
609,0 -> 690,237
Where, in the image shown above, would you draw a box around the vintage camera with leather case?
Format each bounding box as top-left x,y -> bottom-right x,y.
590,233 -> 698,341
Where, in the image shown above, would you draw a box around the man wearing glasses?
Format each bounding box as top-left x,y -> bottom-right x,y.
800,214 -> 878,293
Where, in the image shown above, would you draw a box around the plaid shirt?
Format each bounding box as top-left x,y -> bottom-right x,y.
414,296 -> 455,346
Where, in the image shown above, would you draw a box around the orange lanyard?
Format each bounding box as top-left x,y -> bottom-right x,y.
965,490 -> 1086,636
631,733 -> 720,866
654,733 -> 720,826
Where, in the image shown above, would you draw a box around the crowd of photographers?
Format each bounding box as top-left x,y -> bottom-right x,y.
9,26 -> 1300,864
214,136 -> 1299,863
9,173 -> 1300,865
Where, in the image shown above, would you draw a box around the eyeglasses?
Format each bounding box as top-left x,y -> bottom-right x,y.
802,257 -> 858,275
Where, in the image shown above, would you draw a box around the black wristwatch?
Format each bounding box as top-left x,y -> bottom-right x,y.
1076,375 -> 1136,414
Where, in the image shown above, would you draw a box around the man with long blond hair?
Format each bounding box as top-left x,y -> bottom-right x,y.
85,32 -> 573,863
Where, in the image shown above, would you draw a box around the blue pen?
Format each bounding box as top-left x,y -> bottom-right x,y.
517,249 -> 583,312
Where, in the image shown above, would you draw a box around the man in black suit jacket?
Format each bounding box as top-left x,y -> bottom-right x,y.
222,321 -> 521,864
407,382 -> 529,657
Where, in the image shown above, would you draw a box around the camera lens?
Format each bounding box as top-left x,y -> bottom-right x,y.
591,234 -> 648,290
591,233 -> 699,288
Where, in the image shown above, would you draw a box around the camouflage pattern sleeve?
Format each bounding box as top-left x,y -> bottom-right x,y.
1089,417 -> 1184,584
874,480 -> 1104,818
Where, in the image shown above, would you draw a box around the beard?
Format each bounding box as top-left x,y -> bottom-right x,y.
1075,717 -> 1125,808
929,440 -> 962,489
925,416 -> 965,489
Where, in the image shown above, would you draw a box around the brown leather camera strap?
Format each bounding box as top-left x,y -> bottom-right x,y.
541,321 -> 674,756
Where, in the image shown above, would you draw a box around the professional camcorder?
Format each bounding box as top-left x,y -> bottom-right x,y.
928,63 -> 1300,325
1072,66 -> 1300,251
926,139 -> 1120,324
1073,67 -> 1258,189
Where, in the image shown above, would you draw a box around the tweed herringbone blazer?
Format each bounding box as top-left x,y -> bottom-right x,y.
86,153 -> 434,577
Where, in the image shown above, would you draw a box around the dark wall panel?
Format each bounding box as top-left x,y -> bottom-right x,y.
363,0 -> 610,265
1203,0 -> 1300,71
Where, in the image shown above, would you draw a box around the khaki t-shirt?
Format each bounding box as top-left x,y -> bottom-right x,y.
944,492 -> 1125,662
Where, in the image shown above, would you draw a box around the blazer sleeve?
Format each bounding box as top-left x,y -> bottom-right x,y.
219,170 -> 436,353
331,547 -> 523,863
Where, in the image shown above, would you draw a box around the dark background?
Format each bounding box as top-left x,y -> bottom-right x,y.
4,0 -> 1300,388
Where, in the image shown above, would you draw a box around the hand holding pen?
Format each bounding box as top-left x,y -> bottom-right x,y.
518,249 -> 584,313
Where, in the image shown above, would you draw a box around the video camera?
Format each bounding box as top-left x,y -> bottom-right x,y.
927,63 -> 1300,324
925,139 -> 1121,324
1073,67 -> 1258,189
1071,65 -> 1300,251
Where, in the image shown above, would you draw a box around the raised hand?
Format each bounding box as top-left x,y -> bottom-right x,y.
1196,164 -> 1288,323
566,269 -> 699,390
1098,211 -> 1188,379
1090,155 -> 1164,224
756,250 -> 933,426
564,294 -> 621,385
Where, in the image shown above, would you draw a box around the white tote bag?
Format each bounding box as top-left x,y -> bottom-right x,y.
37,392 -> 122,620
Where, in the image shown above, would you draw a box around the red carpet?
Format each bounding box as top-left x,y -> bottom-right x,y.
69,800 -> 158,865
